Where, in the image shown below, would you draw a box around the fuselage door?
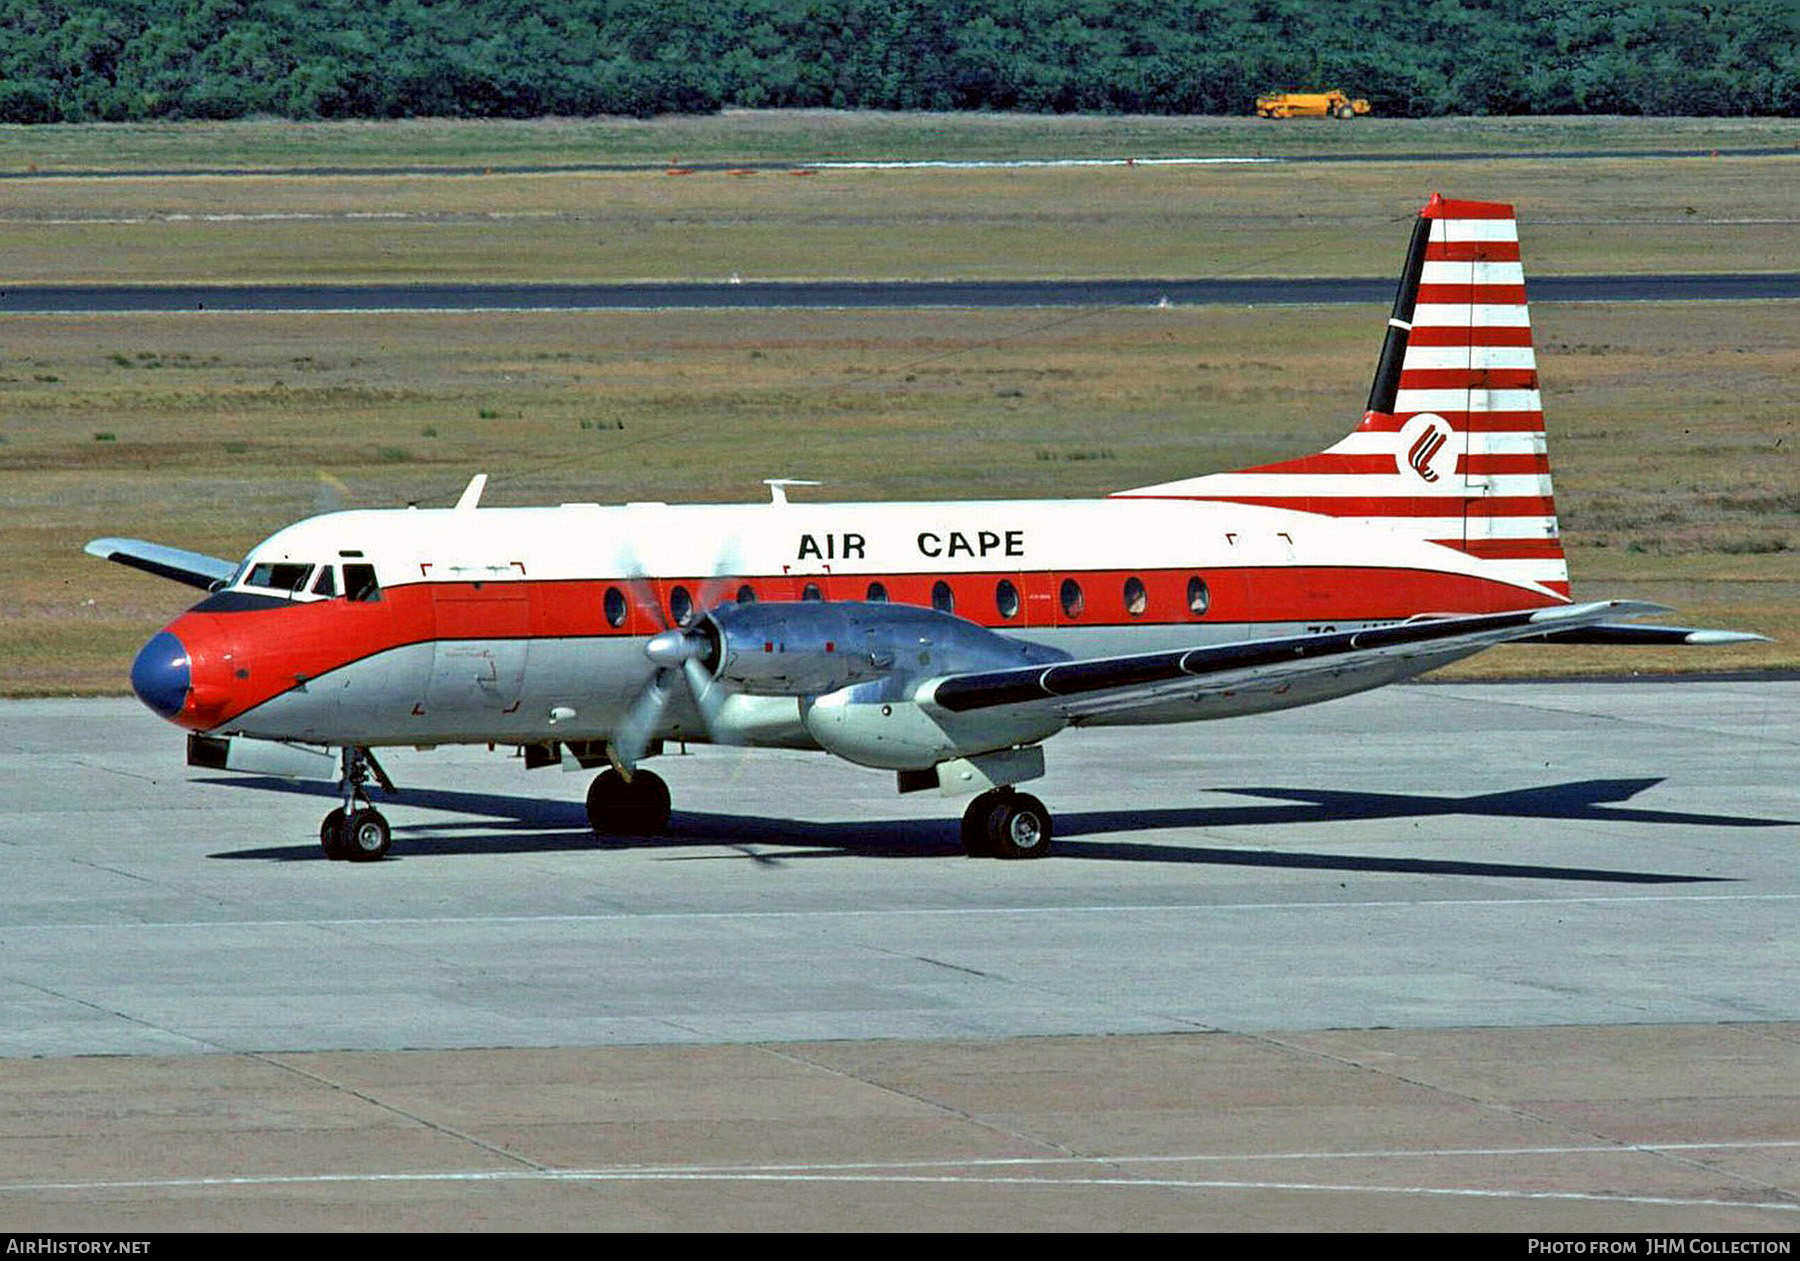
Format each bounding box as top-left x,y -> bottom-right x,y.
426,584 -> 530,718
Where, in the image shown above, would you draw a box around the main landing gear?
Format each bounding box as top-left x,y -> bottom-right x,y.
586,767 -> 672,839
960,787 -> 1054,860
320,747 -> 392,862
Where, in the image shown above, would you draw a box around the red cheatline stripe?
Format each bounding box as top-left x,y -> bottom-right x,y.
166,564 -> 1570,728
1407,326 -> 1535,347
1185,495 -> 1557,517
1424,198 -> 1514,220
1359,411 -> 1545,433
1398,368 -> 1539,390
1234,453 -> 1398,475
1459,453 -> 1552,476
1440,538 -> 1568,560
1414,283 -> 1528,306
1423,241 -> 1522,263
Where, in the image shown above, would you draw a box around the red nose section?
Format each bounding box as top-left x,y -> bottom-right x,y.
156,611 -> 243,731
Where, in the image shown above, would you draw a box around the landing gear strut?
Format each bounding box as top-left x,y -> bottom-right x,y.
960,787 -> 1054,860
320,747 -> 391,862
587,767 -> 671,838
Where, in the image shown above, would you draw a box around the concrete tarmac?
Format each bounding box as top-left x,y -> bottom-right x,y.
1,680 -> 1796,1229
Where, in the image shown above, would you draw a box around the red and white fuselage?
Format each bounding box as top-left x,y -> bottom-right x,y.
162,483 -> 1565,747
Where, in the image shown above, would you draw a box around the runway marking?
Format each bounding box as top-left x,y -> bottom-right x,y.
5,1143 -> 1798,1213
11,892 -> 1800,934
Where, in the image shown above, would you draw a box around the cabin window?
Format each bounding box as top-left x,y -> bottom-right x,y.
995,579 -> 1020,620
1124,576 -> 1148,617
736,584 -> 757,604
311,566 -> 337,598
931,580 -> 954,614
1060,578 -> 1085,619
802,583 -> 823,601
865,582 -> 888,603
344,563 -> 381,603
247,562 -> 312,594
603,586 -> 628,628
669,585 -> 694,626
1187,576 -> 1211,617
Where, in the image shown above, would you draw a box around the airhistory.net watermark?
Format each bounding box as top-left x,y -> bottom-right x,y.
5,1243 -> 150,1256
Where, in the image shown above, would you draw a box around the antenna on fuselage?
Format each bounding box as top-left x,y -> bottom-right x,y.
764,478 -> 820,505
455,474 -> 489,511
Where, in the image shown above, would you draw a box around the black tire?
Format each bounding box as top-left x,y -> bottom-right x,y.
987,792 -> 1053,860
960,792 -> 999,857
587,768 -> 671,838
320,807 -> 348,860
342,807 -> 391,862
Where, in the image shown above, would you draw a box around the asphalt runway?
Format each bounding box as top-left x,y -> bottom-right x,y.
3,273 -> 1796,313
1,680 -> 1796,1228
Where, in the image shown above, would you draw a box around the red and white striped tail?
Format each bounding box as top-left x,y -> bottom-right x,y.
1117,194 -> 1569,599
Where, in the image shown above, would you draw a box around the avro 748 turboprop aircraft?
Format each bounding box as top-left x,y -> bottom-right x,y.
91,195 -> 1762,862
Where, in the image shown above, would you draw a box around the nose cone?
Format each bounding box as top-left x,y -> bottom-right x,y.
130,631 -> 191,720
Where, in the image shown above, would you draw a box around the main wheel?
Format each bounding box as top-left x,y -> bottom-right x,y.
587,768 -> 672,838
960,792 -> 1000,857
986,792 -> 1053,860
320,807 -> 349,860
342,807 -> 391,862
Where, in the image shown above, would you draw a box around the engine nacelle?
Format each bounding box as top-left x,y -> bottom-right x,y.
802,688 -> 1066,771
697,600 -> 1061,698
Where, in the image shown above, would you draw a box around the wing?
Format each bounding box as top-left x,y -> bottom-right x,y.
921,600 -> 1728,722
85,537 -> 237,590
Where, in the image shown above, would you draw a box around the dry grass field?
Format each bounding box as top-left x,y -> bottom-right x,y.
0,155 -> 1795,283
0,114 -> 1793,693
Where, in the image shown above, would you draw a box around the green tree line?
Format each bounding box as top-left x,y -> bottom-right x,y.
0,0 -> 1793,123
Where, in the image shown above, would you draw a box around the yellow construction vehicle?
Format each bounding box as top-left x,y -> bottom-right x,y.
1255,89 -> 1372,119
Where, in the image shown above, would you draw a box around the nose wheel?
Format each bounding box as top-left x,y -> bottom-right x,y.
960,788 -> 1054,859
320,747 -> 392,862
587,767 -> 672,838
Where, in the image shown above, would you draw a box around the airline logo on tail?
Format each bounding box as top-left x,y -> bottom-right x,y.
1400,413 -> 1455,483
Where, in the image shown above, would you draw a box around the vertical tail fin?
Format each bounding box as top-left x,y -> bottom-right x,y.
1117,194 -> 1569,599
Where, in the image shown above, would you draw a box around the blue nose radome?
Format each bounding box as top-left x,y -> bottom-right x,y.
130,631 -> 191,720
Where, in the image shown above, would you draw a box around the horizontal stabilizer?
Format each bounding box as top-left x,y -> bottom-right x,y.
86,537 -> 236,590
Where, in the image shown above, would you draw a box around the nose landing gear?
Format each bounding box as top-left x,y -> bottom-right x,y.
320,747 -> 392,862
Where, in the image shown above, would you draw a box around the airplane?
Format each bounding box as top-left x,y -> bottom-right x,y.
88,194 -> 1764,863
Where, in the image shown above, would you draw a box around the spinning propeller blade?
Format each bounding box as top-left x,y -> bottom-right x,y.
606,535 -> 743,769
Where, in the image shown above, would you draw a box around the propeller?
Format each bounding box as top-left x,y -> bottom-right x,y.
606,532 -> 745,772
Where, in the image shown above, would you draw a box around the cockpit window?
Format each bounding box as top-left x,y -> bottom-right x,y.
246,562 -> 313,594
311,566 -> 337,598
344,563 -> 381,603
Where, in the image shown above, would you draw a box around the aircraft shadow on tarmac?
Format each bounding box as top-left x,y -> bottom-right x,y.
203,775 -> 1793,884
